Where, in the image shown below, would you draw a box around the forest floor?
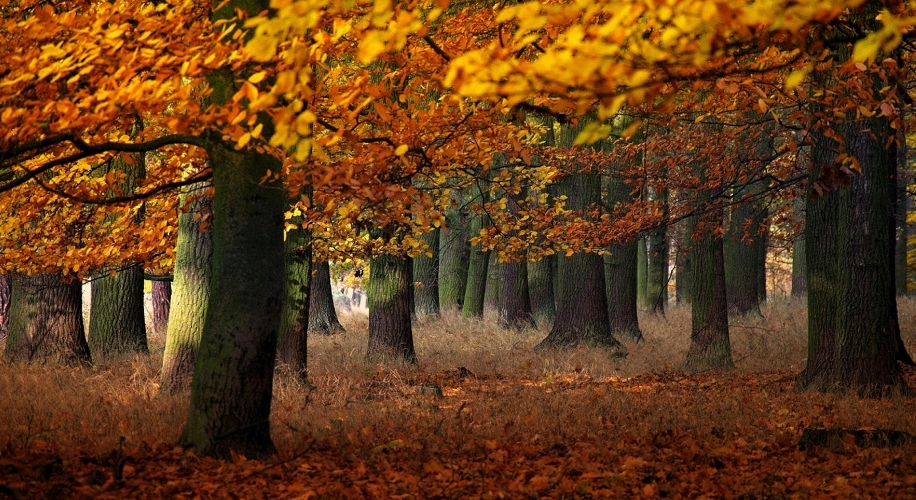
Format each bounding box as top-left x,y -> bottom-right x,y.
3,299 -> 916,498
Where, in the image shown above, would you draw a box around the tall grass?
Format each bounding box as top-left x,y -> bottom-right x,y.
2,299 -> 915,459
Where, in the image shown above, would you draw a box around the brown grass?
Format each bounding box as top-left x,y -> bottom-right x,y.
3,299 -> 916,497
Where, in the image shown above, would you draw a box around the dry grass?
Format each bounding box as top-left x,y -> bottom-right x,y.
3,299 -> 916,497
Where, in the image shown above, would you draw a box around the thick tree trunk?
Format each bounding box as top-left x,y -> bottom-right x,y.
605,176 -> 642,341
181,140 -> 287,459
308,261 -> 345,335
151,280 -> 172,337
895,137 -> 909,296
724,200 -> 765,316
367,253 -> 417,364
89,266 -> 148,357
684,209 -> 733,372
5,274 -> 91,366
527,255 -> 556,327
161,184 -> 212,393
438,207 -> 469,310
276,221 -> 311,378
498,259 -> 535,330
413,228 -> 440,319
637,238 -> 648,307
798,9 -> 910,395
0,272 -> 11,339
462,212 -> 489,318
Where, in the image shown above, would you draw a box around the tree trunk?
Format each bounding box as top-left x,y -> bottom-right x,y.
798,8 -> 910,396
88,265 -> 148,357
895,135 -> 909,296
161,183 -> 212,393
605,176 -> 642,341
151,280 -> 172,338
724,199 -> 764,316
498,258 -> 535,330
0,272 -> 11,339
276,221 -> 311,378
181,140 -> 287,459
684,209 -> 733,372
462,211 -> 489,318
367,252 -> 417,364
484,251 -> 500,312
438,206 -> 469,310
527,255 -> 556,327
5,274 -> 91,366
413,228 -> 440,319
308,261 -> 345,335
637,238 -> 648,307
675,221 -> 693,304
645,191 -> 669,314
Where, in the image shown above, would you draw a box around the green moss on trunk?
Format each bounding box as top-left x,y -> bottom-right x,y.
367,253 -> 417,365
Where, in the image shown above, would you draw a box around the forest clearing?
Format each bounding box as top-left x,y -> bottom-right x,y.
3,302 -> 916,499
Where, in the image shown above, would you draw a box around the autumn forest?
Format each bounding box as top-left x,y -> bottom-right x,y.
4,0 -> 916,497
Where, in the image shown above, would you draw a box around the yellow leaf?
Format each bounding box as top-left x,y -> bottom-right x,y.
248,71 -> 267,84
784,66 -> 810,91
245,36 -> 278,63
394,144 -> 409,156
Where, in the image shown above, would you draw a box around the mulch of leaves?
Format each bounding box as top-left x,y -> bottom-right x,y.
4,369 -> 916,499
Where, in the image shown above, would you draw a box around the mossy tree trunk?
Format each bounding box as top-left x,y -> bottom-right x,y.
439,203 -> 469,311
367,249 -> 417,365
636,238 -> 648,307
413,228 -> 440,319
276,220 -> 311,379
684,210 -> 733,371
605,176 -> 642,341
4,274 -> 91,366
527,255 -> 556,327
151,280 -> 172,337
181,139 -> 287,459
483,251 -> 500,313
645,190 -> 669,314
724,195 -> 766,316
798,3 -> 910,396
161,183 -> 212,393
308,261 -> 345,335
462,211 -> 490,318
498,258 -> 535,330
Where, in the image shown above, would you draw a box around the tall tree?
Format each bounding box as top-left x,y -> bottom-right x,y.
636,238 -> 648,307
161,184 -> 212,393
791,196 -> 807,297
151,280 -> 172,338
724,195 -> 766,316
462,209 -> 490,318
308,261 -> 345,335
276,219 -> 311,379
645,188 -> 669,314
605,175 -> 642,341
367,245 -> 417,364
439,202 -> 470,310
413,228 -> 440,319
483,251 -> 500,312
4,274 -> 91,366
527,256 -> 556,327
675,221 -> 694,304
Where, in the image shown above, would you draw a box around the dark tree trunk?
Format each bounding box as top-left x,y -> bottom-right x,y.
527,255 -> 556,327
181,140 -> 287,459
498,259 -> 535,330
462,211 -> 489,318
308,261 -> 345,335
684,209 -> 733,372
798,9 -> 910,396
895,133 -> 909,296
367,253 -> 417,365
605,176 -> 642,341
5,274 -> 91,366
637,238 -> 648,307
276,221 -> 311,379
151,280 -> 172,338
439,206 -> 469,311
89,266 -> 148,357
413,228 -> 440,319
724,200 -> 765,316
161,183 -> 212,393
538,172 -> 620,348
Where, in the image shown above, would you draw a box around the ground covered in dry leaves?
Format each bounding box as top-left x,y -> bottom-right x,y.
3,301 -> 916,498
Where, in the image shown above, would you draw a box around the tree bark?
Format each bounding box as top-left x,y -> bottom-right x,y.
791,195 -> 807,297
484,251 -> 500,313
181,139 -> 287,459
895,133 -> 909,296
605,176 -> 642,341
413,228 -> 440,319
462,211 -> 489,318
151,280 -> 172,338
367,252 -> 417,364
276,220 -> 311,379
308,261 -> 345,335
161,183 -> 212,393
5,274 -> 91,366
724,198 -> 765,316
527,255 -> 556,327
0,272 -> 11,339
637,238 -> 648,307
645,190 -> 669,314
675,221 -> 693,304
498,258 -> 535,330
89,266 -> 148,357
684,207 -> 733,372
438,205 -> 469,310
